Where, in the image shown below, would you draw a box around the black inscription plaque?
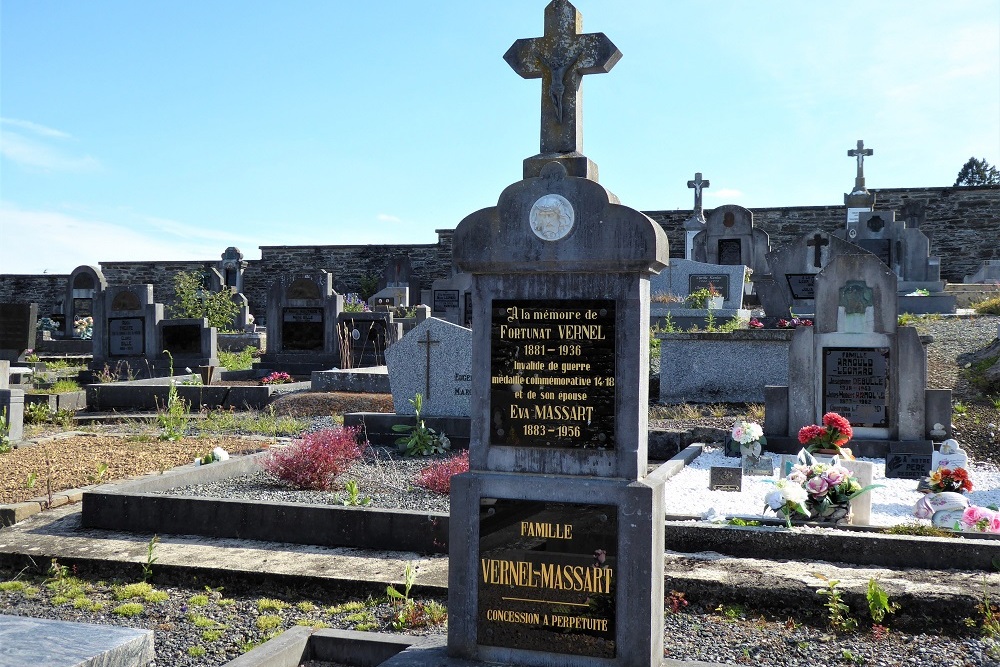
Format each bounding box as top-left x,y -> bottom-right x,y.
857,239 -> 891,267
717,239 -> 742,265
433,290 -> 459,314
823,348 -> 890,428
490,299 -> 615,449
72,298 -> 93,318
340,315 -> 391,366
108,317 -> 144,356
282,307 -> 324,351
478,499 -> 616,658
885,453 -> 933,479
162,324 -> 202,355
688,274 -> 730,301
785,274 -> 816,300
709,466 -> 742,491
0,303 -> 38,351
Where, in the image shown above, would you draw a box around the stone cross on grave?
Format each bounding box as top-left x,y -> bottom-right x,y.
848,139 -> 874,192
687,172 -> 710,220
504,0 -> 621,157
807,233 -> 829,268
417,329 -> 441,398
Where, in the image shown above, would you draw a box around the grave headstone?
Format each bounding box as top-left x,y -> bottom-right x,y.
649,258 -> 746,309
844,139 -> 876,223
431,272 -> 474,327
336,311 -> 401,368
91,284 -> 162,376
692,204 -> 771,277
0,360 -> 25,443
257,272 -> 343,374
709,466 -> 742,491
64,265 -> 106,339
964,260 -> 1000,284
156,318 -> 219,374
380,254 -> 422,304
0,303 -> 38,363
764,254 -> 951,459
682,172 -> 710,260
931,439 -> 968,471
219,246 -> 247,292
448,4 -> 668,665
386,317 -> 472,417
368,286 -> 408,310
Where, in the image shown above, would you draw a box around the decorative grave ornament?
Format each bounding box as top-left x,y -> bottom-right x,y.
932,439 -> 968,471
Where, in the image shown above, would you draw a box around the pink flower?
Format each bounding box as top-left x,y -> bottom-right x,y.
823,467 -> 848,487
990,514 -> 1000,534
805,476 -> 830,497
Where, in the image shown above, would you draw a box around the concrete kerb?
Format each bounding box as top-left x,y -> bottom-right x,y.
223,627 -> 418,667
84,376 -> 309,411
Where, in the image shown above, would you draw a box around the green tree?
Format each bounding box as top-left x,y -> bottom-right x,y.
954,157 -> 1000,186
168,271 -> 239,330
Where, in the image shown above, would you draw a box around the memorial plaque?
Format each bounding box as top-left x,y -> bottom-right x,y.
717,239 -> 742,265
742,455 -> 774,476
162,324 -> 202,355
341,316 -> 391,366
0,303 -> 37,351
373,296 -> 395,308
478,499 -> 616,658
282,307 -> 323,351
688,274 -> 730,301
108,317 -> 144,356
72,298 -> 93,318
785,274 -> 816,300
490,299 -> 615,449
823,348 -> 890,428
433,289 -> 459,313
857,239 -> 891,267
709,466 -> 742,491
885,453 -> 933,479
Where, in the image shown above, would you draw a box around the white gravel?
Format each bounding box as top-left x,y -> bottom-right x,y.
663,445 -> 1000,527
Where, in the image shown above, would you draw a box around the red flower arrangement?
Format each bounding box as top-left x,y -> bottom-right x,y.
748,318 -> 764,329
927,466 -> 973,494
798,412 -> 854,459
777,317 -> 813,329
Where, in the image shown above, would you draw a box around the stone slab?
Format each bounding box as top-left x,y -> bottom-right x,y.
898,294 -> 958,315
386,317 -> 471,417
311,366 -> 391,394
0,614 -> 154,667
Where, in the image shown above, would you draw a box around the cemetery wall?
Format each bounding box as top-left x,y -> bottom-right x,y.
0,186 -> 995,318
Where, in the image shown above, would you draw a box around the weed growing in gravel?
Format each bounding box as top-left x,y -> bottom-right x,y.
188,593 -> 210,607
327,601 -> 366,615
393,393 -> 451,456
23,402 -> 51,425
336,479 -> 372,506
142,534 -> 159,582
715,603 -> 745,621
217,346 -> 258,371
73,597 -> 104,612
113,602 -> 145,617
114,582 -> 155,600
201,629 -> 224,641
295,619 -> 331,629
196,406 -> 308,437
0,581 -> 27,593
157,351 -> 189,441
973,295 -> 1000,316
415,451 -> 470,494
189,614 -> 220,628
816,575 -> 857,633
218,597 -> 236,606
296,601 -> 317,613
257,597 -> 289,612
187,646 -> 207,657
866,577 -> 900,625
883,523 -> 958,538
256,614 -> 283,630
954,401 -> 969,416
262,427 -> 364,491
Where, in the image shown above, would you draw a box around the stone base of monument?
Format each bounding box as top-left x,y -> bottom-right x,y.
0,614 -> 154,667
218,331 -> 266,352
312,366 -> 391,393
651,306 -> 751,331
897,293 -> 957,314
343,412 -> 470,450
24,389 -> 87,412
225,626 -> 416,667
255,352 -> 342,376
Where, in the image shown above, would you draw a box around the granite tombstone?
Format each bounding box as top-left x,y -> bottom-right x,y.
386,317 -> 472,418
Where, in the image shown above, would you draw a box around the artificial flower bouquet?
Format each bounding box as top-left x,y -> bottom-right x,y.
926,466 -> 973,494
764,449 -> 878,526
730,420 -> 766,457
798,412 -> 855,460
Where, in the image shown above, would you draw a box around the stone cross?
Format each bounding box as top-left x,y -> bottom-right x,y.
847,139 -> 874,190
417,329 -> 441,398
687,172 -> 710,219
504,0 -> 621,155
806,233 -> 829,268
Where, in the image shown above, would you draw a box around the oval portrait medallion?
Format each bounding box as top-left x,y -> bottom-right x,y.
529,194 -> 574,241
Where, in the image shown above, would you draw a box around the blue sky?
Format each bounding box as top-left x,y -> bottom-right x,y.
2,1 -> 998,275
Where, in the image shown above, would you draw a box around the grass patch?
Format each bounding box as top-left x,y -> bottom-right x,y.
295,619 -> 331,629
114,582 -> 153,600
257,597 -> 288,612
649,403 -> 703,420
217,347 -> 258,371
202,629 -> 224,641
189,614 -> 219,628
883,523 -> 959,538
34,379 -> 81,394
112,602 -> 144,616
256,615 -> 283,630
188,593 -> 210,607
296,601 -> 317,613
197,408 -> 309,437
188,646 -> 207,657
327,600 -> 367,615
972,295 -> 1000,315
0,581 -> 27,593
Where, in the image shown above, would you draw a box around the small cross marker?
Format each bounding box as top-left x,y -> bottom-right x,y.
847,139 -> 874,191
806,233 -> 829,268
687,172 -> 710,219
417,329 -> 441,398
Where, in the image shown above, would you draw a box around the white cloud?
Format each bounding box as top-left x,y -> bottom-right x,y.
0,202 -> 230,274
706,188 -> 744,200
0,125 -> 100,173
376,213 -> 402,223
0,118 -> 71,138
143,215 -> 258,246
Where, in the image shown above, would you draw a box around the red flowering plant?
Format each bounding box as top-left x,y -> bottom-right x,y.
777,317 -> 813,328
797,412 -> 855,460
748,318 -> 764,329
927,466 -> 973,494
261,371 -> 293,385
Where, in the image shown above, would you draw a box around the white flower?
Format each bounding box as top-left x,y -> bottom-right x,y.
783,483 -> 809,506
765,490 -> 785,510
703,508 -> 727,523
788,470 -> 807,485
212,447 -> 230,461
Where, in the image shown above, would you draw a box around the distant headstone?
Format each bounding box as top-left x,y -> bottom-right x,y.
692,205 -> 770,277
368,286 -> 408,310
336,312 -> 401,368
64,265 -> 106,339
649,258 -> 746,309
431,272 -> 474,327
91,285 -> 162,375
844,139 -> 876,222
964,260 -> 1000,284
258,272 -> 343,373
380,254 -> 421,303
386,317 -> 472,417
0,303 -> 38,362
219,246 -> 247,292
682,172 -> 710,260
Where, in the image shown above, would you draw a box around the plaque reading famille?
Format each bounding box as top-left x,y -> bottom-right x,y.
108,318 -> 144,356
162,325 -> 202,355
282,308 -> 324,351
478,499 -> 616,658
490,299 -> 615,449
785,274 -> 816,300
717,239 -> 742,265
688,274 -> 730,301
823,348 -> 890,428
433,290 -> 459,313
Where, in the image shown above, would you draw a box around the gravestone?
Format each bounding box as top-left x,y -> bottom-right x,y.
682,172 -> 709,260
844,139 -> 876,223
764,253 -> 951,460
0,614 -> 154,667
692,204 -> 770,277
156,318 -> 219,374
448,3 -> 668,665
648,258 -> 750,329
336,311 -> 401,368
709,466 -> 741,491
64,265 -> 106,339
231,292 -> 253,331
386,317 -> 472,417
380,254 -> 422,303
257,272 -> 343,374
368,286 -> 408,310
931,439 -> 968,471
431,272 -> 474,328
219,246 -> 247,292
964,260 -> 1000,284
0,303 -> 38,363
0,360 -> 25,443
91,285 -> 162,376
756,230 -> 871,319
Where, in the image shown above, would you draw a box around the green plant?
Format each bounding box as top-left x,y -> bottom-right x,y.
90,463 -> 109,485
866,577 -> 900,624
51,408 -> 75,427
883,523 -> 958,538
217,346 -> 257,371
202,629 -> 224,641
48,379 -> 81,393
187,645 -> 207,657
189,614 -> 218,628
715,603 -> 745,620
295,619 -> 331,628
392,393 -> 450,456
256,614 -> 283,630
26,472 -> 38,489
387,563 -> 417,606
169,270 -> 240,329
358,273 -> 380,301
189,593 -> 210,607
142,534 -> 159,582
23,401 -> 51,425
112,602 -> 145,617
296,601 -> 318,613
257,597 -> 288,612
816,575 -> 858,633
972,295 -> 1000,315
727,518 -> 761,527
0,408 -> 11,454
704,310 -> 717,332
327,600 -> 367,615
954,401 -> 968,416
685,287 -> 715,309
114,582 -> 154,600
157,351 -> 189,441
337,479 -> 372,506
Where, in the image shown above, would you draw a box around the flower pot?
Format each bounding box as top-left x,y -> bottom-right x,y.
707,296 -> 724,310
